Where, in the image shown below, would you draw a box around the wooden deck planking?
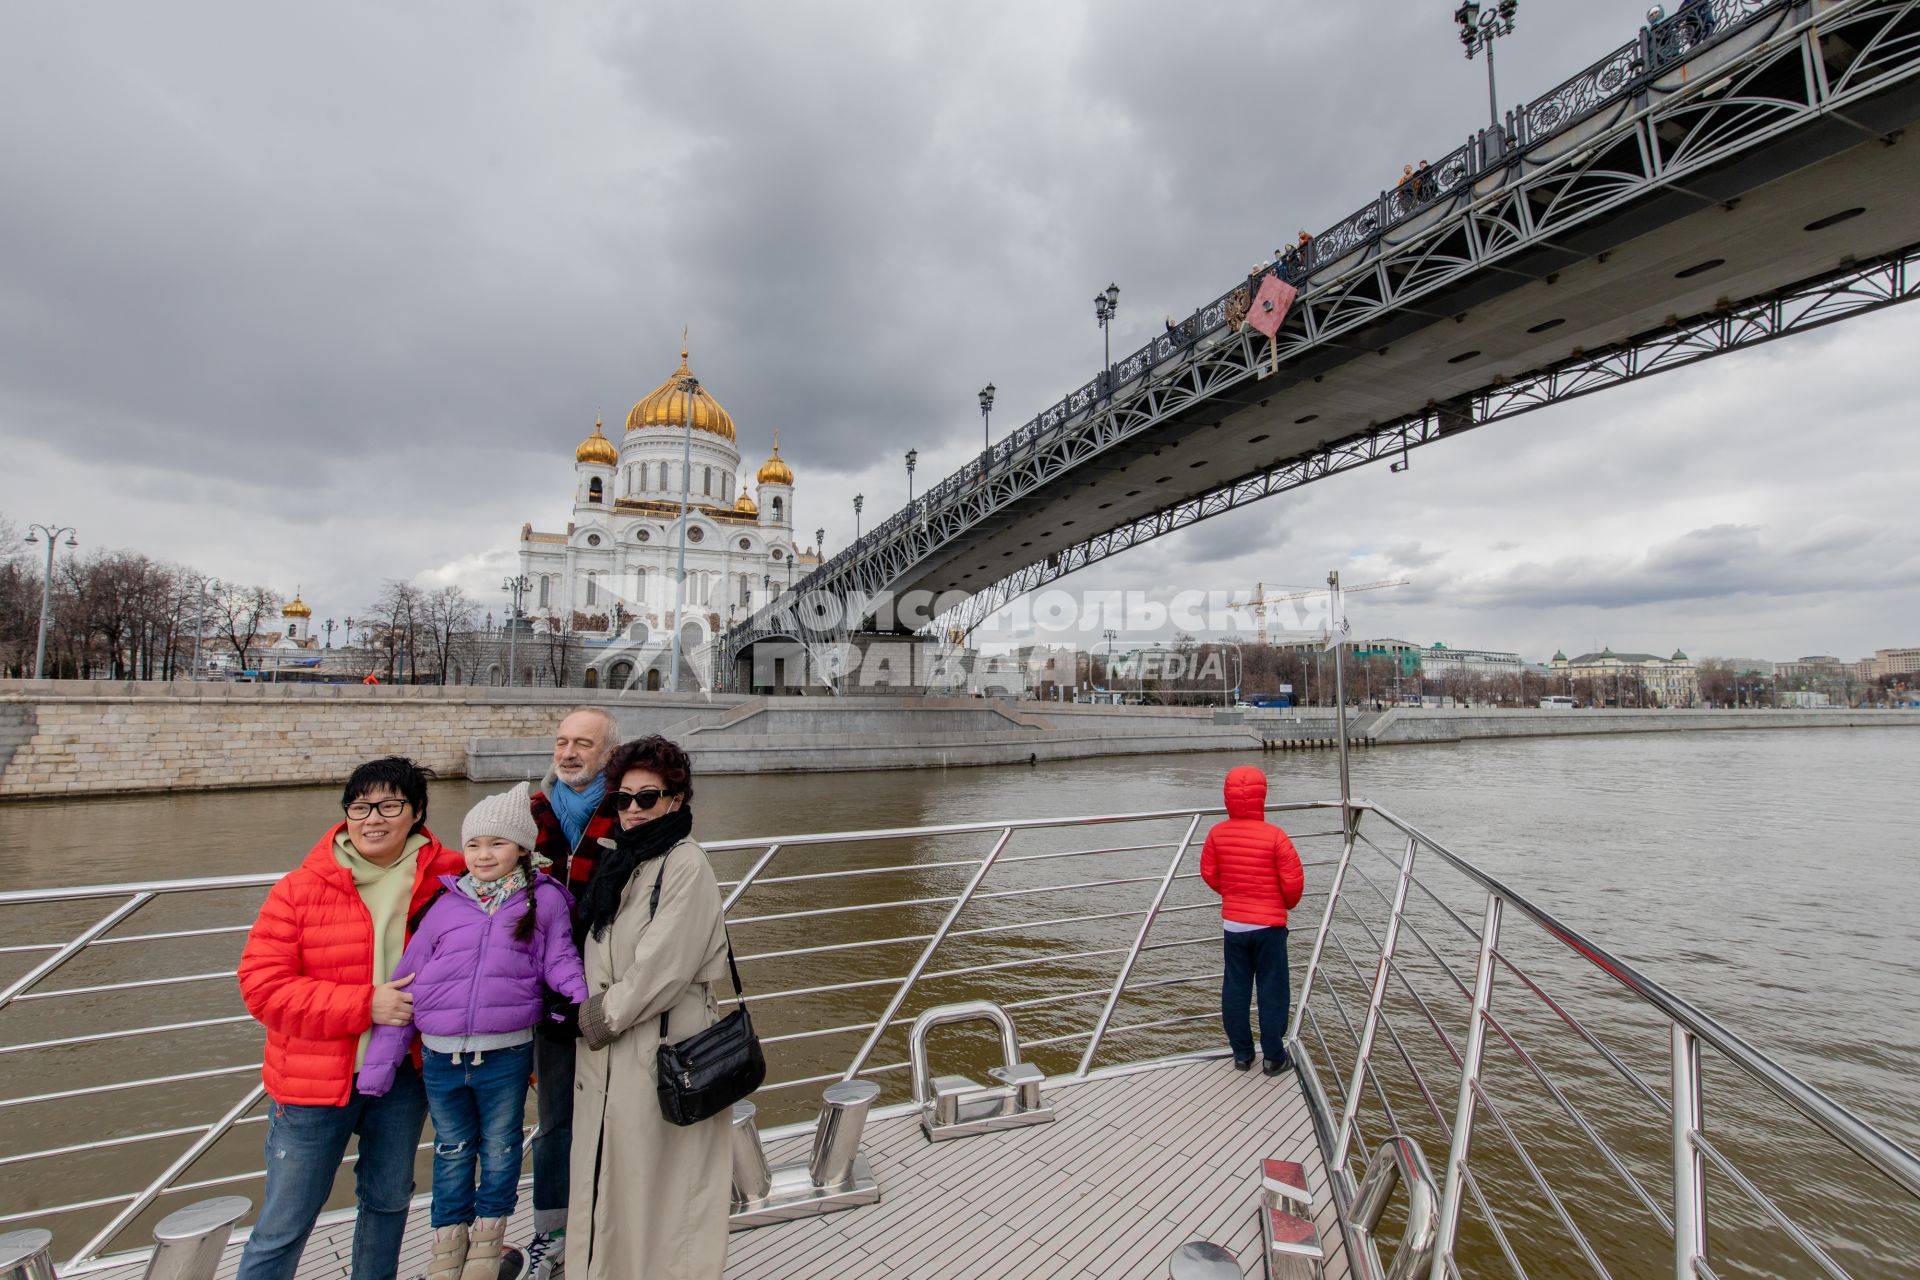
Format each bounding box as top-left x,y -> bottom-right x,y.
102,1057 -> 1348,1280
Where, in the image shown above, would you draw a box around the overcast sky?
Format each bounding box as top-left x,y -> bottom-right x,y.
2,1 -> 1914,663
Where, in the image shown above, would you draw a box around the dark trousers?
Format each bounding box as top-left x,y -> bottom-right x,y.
234,1062 -> 426,1280
1221,926 -> 1291,1064
531,1033 -> 575,1226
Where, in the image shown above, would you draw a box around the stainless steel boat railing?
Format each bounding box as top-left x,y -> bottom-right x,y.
0,803 -> 1319,1274
2,799 -> 1917,1279
1289,800 -> 1920,1280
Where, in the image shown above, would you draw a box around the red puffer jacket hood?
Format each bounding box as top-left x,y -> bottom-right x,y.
238,824 -> 465,1106
1200,768 -> 1304,928
1224,765 -> 1268,819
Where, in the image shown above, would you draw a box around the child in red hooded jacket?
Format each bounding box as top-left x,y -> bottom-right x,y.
1199,766 -> 1305,1074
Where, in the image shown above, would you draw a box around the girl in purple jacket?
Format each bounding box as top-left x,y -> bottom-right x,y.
358,782 -> 588,1280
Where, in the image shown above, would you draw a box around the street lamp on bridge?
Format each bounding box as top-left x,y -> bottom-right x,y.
978,383 -> 995,450
815,526 -> 826,561
1455,0 -> 1518,131
906,448 -> 917,503
1094,283 -> 1120,399
853,493 -> 864,542
23,523 -> 77,680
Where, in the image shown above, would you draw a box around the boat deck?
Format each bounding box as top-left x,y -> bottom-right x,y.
91,1056 -> 1349,1280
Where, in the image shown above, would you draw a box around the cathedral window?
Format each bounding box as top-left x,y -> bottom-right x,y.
703,467 -> 713,497
588,477 -> 603,504
772,496 -> 784,520
585,575 -> 598,606
538,576 -> 551,608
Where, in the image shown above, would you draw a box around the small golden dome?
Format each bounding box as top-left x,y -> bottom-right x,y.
575,413 -> 619,466
733,489 -> 758,515
625,341 -> 737,442
283,590 -> 312,619
756,430 -> 794,486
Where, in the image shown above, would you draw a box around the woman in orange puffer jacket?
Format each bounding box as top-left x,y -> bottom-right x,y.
1199,766 -> 1305,1074
235,757 -> 467,1280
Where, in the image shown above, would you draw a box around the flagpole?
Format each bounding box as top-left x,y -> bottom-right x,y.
1329,569 -> 1353,838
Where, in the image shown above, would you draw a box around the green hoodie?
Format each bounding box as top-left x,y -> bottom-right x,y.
333,830 -> 429,1068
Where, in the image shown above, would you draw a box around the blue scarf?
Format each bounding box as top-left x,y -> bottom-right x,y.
549,776 -> 605,850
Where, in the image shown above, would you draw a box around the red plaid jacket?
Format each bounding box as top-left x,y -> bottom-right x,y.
529,782 -> 618,906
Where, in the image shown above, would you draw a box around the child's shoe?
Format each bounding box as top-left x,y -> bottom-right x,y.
462,1217 -> 508,1280
427,1224 -> 470,1280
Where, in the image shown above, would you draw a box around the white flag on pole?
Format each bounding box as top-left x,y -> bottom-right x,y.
1324,582 -> 1351,651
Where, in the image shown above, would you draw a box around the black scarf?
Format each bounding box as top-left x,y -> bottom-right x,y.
578,805 -> 694,943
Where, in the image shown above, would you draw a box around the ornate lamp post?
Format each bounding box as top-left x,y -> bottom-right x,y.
23,523 -> 77,680
978,384 -> 995,450
323,618 -> 336,649
815,527 -> 826,561
905,449 -> 918,503
501,574 -> 530,688
853,493 -> 864,541
1093,282 -> 1120,398
1455,0 -> 1518,131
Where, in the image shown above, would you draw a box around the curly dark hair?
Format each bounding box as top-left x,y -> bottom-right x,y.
602,734 -> 694,801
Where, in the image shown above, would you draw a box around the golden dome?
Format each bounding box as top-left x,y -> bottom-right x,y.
756,430 -> 794,486
282,590 -> 312,619
733,489 -> 758,515
625,342 -> 736,442
575,413 -> 619,466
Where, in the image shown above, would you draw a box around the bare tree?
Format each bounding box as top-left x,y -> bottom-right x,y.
364,580 -> 425,682
213,584 -> 283,672
542,615 -> 577,688
420,585 -> 479,684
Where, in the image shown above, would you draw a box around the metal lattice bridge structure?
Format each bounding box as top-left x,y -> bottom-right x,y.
719,0 -> 1920,691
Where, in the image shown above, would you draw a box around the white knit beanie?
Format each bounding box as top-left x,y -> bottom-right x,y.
461,781 -> 539,852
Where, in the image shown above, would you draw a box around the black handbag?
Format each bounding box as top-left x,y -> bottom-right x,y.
647,859 -> 766,1126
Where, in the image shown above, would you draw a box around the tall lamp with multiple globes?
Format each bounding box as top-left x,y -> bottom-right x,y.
502,573 -> 531,688
1093,283 -> 1119,398
978,383 -> 995,450
905,449 -> 917,502
1455,0 -> 1518,130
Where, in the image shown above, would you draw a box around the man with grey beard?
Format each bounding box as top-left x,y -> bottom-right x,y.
515,708 -> 617,1280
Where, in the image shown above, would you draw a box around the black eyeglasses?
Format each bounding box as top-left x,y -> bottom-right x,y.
613,788 -> 668,812
344,798 -> 409,820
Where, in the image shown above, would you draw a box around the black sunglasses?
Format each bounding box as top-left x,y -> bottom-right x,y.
612,788 -> 669,812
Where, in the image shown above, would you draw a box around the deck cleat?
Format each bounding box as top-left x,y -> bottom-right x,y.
908,1000 -> 1057,1141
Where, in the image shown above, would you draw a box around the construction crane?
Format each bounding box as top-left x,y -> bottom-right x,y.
1238,579 -> 1409,645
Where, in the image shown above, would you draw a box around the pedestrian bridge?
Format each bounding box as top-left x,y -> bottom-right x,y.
721,0 -> 1920,689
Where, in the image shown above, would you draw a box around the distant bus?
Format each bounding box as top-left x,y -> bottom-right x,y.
1539,695 -> 1576,710
1243,693 -> 1293,709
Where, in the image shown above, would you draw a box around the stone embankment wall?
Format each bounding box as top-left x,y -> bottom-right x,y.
0,681 -> 741,800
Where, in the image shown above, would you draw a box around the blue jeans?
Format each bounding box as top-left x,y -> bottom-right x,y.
531,1032 -> 574,1228
423,1042 -> 535,1227
235,1061 -> 427,1280
1222,926 -> 1291,1064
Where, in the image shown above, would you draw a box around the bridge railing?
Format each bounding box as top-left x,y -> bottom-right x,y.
731,0 -> 1799,646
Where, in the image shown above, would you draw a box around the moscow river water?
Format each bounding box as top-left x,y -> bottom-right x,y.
1,725 -> 1915,1274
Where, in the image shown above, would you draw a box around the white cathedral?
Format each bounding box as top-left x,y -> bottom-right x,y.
517,342 -> 812,675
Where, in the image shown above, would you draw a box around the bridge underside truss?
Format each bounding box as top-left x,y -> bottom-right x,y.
932,243 -> 1919,640
719,0 -> 1920,684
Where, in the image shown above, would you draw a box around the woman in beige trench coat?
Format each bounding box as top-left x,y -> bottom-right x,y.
568,736 -> 731,1280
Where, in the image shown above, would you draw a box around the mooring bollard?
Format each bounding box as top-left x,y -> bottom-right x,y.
808,1079 -> 881,1189
142,1196 -> 251,1280
730,1100 -> 773,1204
0,1230 -> 55,1280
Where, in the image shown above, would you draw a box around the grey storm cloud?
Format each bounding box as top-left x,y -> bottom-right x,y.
1,1 -> 1916,660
